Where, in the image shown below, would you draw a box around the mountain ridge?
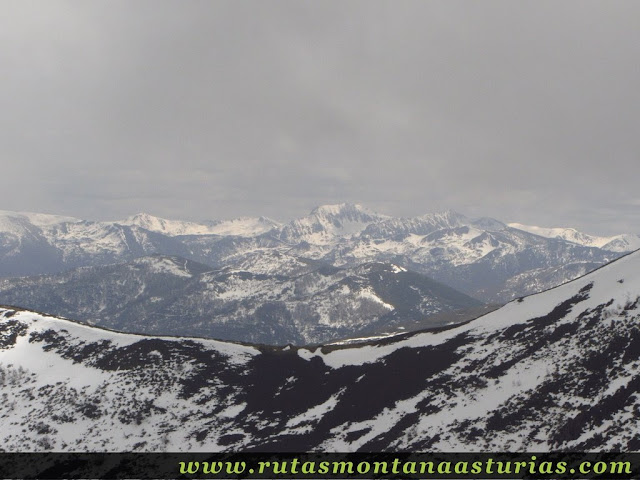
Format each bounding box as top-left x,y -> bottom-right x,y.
508,222 -> 640,252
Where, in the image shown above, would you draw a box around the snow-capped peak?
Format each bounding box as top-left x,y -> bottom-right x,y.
119,213 -> 211,236
206,216 -> 281,237
122,213 -> 164,225
279,204 -> 389,244
309,203 -> 388,220
508,223 -> 607,247
0,209 -> 80,229
508,222 -> 640,252
119,213 -> 280,237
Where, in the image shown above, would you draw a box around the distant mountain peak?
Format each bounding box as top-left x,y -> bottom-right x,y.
508,223 -> 640,252
119,213 -> 209,236
125,212 -> 162,222
279,204 -> 389,245
208,216 -> 281,236
416,209 -> 467,223
309,203 -> 387,219
119,213 -> 279,237
122,212 -> 169,228
0,209 -> 80,227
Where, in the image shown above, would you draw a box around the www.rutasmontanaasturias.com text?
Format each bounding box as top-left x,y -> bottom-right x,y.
178,456 -> 632,477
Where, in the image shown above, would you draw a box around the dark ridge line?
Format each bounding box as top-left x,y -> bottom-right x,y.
0,301 -> 472,355
1,248 -> 637,355
0,303 -> 267,350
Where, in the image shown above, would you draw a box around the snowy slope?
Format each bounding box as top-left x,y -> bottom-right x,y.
600,234 -> 640,253
1,251 -> 640,451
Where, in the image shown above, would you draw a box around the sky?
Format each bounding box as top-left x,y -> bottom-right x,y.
1,0 -> 639,235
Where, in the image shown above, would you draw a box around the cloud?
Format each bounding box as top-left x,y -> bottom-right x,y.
1,0 -> 639,234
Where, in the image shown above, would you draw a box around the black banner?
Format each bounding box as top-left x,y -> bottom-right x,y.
0,452 -> 637,479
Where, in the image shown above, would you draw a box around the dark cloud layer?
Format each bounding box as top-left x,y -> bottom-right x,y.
1,1 -> 639,234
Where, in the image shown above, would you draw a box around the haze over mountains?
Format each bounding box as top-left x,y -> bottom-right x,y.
1,248 -> 639,451
0,204 -> 636,344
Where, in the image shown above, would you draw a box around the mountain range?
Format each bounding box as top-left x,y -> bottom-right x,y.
1,206 -> 634,300
0,204 -> 635,344
1,248 -> 639,451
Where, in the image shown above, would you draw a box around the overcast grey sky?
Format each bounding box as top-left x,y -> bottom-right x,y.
1,1 -> 639,234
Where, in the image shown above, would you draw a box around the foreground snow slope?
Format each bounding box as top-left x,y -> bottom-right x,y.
1,251 -> 640,451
